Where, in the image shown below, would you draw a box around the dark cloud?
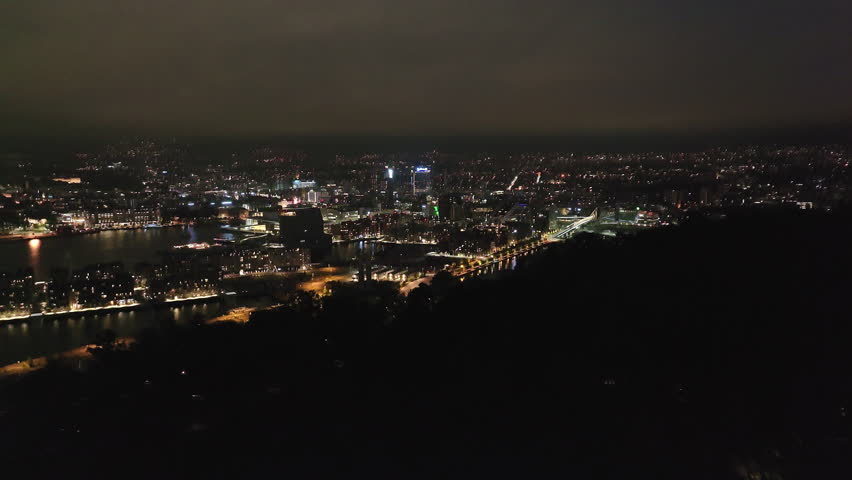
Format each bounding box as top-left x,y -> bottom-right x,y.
2,0 -> 851,137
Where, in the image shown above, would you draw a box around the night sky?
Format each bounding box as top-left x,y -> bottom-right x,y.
2,0 -> 851,137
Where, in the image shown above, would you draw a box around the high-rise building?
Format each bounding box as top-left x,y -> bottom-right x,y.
699,187 -> 713,206
279,207 -> 332,261
380,166 -> 396,208
306,189 -> 319,204
292,179 -> 317,189
412,166 -> 432,194
669,189 -> 687,208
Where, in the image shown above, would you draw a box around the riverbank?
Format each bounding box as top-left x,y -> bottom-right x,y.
0,223 -> 183,244
333,236 -> 381,243
0,302 -> 271,376
0,303 -> 266,378
0,302 -> 276,377
0,232 -> 58,242
0,337 -> 135,379
0,293 -> 221,324
0,270 -> 354,368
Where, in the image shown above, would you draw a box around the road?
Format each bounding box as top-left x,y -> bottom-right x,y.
297,266 -> 356,292
400,274 -> 433,295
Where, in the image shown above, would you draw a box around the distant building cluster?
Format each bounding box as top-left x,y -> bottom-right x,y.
56,208 -> 161,231
0,140 -> 849,315
0,242 -> 310,320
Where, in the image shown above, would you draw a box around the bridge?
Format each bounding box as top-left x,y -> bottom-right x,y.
547,208 -> 598,241
444,208 -> 599,279
450,238 -> 548,279
405,208 -> 599,287
237,232 -> 271,244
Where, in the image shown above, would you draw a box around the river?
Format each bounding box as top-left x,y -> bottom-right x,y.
0,298 -> 277,366
0,226 -> 433,279
0,225 -> 225,280
0,226 -> 434,365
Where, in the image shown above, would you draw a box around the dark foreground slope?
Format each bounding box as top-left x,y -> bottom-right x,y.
2,211 -> 851,479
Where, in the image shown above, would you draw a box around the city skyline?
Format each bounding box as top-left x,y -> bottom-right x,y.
2,3 -> 852,477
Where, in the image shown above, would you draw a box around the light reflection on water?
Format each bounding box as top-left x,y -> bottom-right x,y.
0,301 -> 251,366
0,294 -> 281,367
1,226 -> 221,281
2,226 -> 428,279
0,226 -> 430,366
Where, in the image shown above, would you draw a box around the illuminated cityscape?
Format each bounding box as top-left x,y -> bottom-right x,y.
2,142 -> 848,321
2,0 -> 852,477
2,141 -> 851,480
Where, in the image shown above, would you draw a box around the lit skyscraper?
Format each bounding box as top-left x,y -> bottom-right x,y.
412,166 -> 431,194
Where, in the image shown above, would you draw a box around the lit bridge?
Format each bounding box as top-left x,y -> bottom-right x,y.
451,239 -> 548,279
547,208 -> 598,241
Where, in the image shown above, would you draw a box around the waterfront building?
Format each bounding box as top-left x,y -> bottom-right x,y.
0,268 -> 34,317
83,208 -> 161,229
69,263 -> 135,308
279,207 -> 332,260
